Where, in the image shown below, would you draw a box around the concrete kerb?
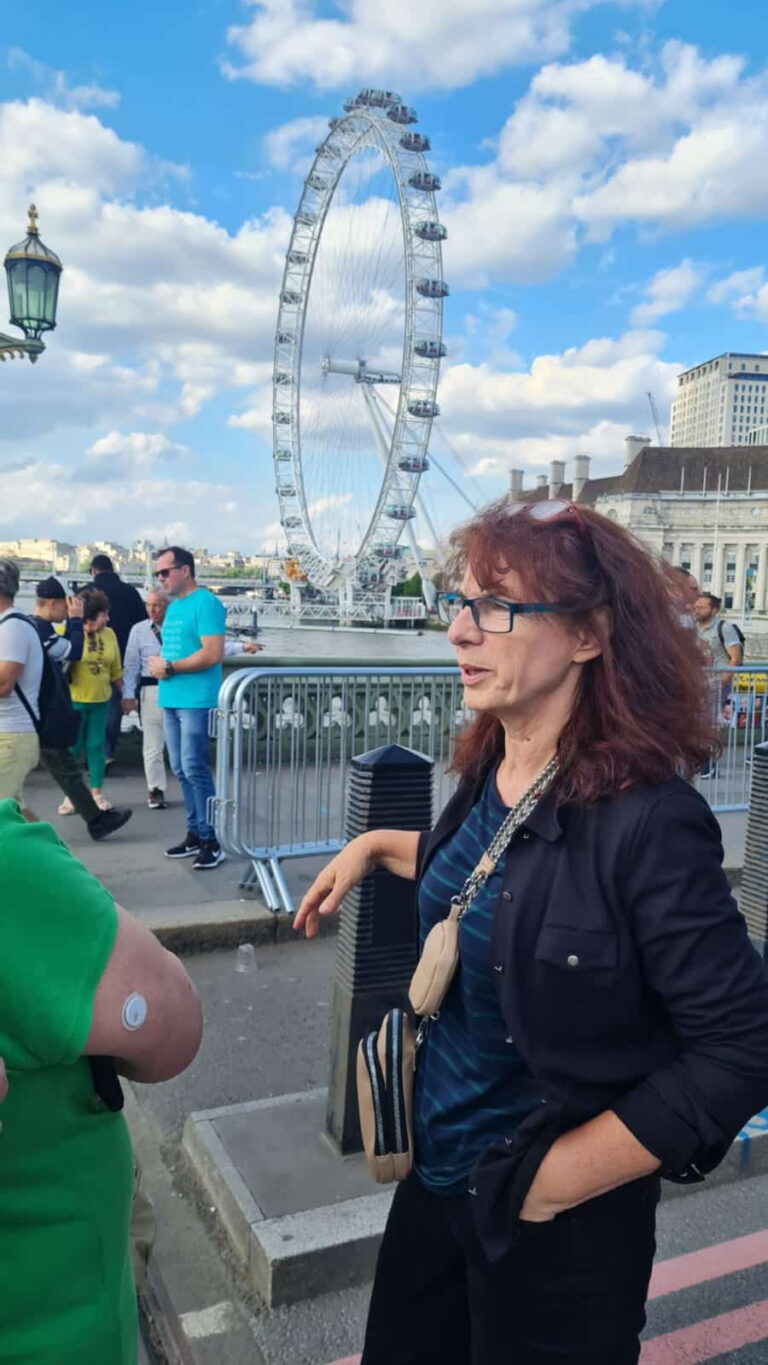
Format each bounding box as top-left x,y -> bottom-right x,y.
182,1090 -> 393,1307
140,864 -> 742,955
183,1085 -> 768,1309
145,899 -> 339,954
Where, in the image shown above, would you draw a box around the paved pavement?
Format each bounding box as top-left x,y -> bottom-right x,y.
24,758 -> 338,929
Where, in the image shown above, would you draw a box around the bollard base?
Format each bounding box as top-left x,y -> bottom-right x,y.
183,1088 -> 393,1306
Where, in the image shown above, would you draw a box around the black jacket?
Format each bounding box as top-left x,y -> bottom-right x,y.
89,571 -> 146,658
416,771 -> 768,1258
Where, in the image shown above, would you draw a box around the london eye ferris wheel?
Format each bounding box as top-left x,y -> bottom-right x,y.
272,89 -> 447,601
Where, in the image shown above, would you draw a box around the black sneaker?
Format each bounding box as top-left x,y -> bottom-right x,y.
193,840 -> 226,870
165,832 -> 201,859
148,788 -> 167,809
88,806 -> 133,841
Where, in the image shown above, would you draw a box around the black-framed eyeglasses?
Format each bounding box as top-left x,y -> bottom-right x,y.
436,592 -> 570,633
155,565 -> 182,579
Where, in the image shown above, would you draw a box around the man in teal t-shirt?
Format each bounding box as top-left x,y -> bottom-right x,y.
148,546 -> 226,869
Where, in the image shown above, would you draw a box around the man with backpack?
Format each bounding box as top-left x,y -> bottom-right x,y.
694,592 -> 744,779
0,559 -> 42,812
33,578 -> 132,840
694,592 -> 745,667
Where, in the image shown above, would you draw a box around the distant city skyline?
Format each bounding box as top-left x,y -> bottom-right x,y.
3,1 -> 768,551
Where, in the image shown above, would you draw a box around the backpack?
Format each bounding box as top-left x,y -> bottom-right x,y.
4,613 -> 81,751
718,619 -> 745,653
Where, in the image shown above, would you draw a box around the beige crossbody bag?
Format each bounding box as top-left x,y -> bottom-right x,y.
356,757 -> 558,1183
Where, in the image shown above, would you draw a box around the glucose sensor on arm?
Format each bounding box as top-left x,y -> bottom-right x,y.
121,994 -> 148,1031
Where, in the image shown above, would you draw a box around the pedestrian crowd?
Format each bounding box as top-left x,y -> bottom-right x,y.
0,545 -> 261,861
1,512 -> 768,1365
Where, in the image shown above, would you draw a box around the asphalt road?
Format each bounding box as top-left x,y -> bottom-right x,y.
133,936 -> 337,1140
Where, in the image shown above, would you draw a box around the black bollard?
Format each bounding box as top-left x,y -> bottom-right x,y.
325,743 -> 433,1154
739,741 -> 768,959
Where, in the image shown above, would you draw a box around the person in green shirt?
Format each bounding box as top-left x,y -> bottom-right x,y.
0,799 -> 203,1364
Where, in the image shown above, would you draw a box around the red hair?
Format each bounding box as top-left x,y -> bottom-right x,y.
447,499 -> 717,804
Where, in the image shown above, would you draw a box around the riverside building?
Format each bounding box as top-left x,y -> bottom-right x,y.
669,352 -> 768,448
511,440 -> 768,619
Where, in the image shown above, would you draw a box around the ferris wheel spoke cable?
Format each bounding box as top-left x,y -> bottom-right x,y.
274,88 -> 446,592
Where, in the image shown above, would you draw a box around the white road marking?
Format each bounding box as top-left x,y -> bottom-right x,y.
180,1301 -> 237,1339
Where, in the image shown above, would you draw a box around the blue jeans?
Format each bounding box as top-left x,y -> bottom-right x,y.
162,707 -> 216,842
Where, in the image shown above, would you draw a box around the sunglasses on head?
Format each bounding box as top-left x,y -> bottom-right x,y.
506,499 -> 586,528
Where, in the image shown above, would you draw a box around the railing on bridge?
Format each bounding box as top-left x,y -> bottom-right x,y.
211,663 -> 767,912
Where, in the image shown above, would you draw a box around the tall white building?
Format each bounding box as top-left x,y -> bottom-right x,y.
669,352 -> 768,448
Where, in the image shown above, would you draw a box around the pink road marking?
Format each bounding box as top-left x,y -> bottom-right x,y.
641,1298 -> 768,1363
327,1232 -> 768,1365
649,1229 -> 768,1300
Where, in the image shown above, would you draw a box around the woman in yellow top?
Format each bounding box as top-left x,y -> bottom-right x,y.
61,590 -> 123,813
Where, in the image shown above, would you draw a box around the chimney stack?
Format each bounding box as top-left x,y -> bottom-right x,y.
624,434 -> 651,470
509,469 -> 524,497
536,475 -> 548,489
548,460 -> 566,500
572,453 -> 590,502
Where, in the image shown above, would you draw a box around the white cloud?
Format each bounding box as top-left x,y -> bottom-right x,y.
0,456 -> 283,553
707,266 -> 768,320
223,0 -> 607,93
307,493 -> 353,516
86,431 -> 189,473
440,42 -> 768,286
0,100 -> 291,442
630,258 -> 704,325
436,328 -> 680,479
466,419 -> 635,477
263,116 -> 329,170
7,48 -> 121,111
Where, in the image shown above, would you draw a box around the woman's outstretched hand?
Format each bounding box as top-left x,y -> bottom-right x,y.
293,835 -> 377,939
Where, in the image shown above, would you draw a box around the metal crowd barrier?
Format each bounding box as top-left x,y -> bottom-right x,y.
211,665 -> 464,912
211,662 -> 768,912
696,664 -> 768,812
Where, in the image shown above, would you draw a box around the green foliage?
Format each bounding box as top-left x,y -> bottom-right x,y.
391,571 -> 423,598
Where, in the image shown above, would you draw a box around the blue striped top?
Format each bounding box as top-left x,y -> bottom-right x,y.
414,772 -> 541,1193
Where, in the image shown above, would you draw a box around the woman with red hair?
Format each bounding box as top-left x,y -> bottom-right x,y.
295,499 -> 768,1365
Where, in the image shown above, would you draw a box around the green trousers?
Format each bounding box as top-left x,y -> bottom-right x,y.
71,699 -> 111,789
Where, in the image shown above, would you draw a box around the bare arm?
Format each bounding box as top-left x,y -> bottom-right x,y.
0,660 -> 22,697
293,829 -> 421,938
520,1111 -> 660,1222
148,633 -> 224,678
84,904 -> 203,1082
726,645 -> 743,666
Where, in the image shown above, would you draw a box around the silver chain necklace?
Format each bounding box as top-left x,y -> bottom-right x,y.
450,755 -> 559,919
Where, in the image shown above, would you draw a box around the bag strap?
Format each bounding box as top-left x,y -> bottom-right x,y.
450,755 -> 559,921
2,612 -> 43,734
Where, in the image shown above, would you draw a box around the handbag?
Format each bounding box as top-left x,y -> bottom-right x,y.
356,757 -> 558,1183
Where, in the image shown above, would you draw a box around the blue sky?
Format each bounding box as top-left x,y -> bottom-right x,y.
2,0 -> 768,554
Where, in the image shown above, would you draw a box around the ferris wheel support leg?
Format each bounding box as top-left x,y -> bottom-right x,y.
363,385 -> 436,609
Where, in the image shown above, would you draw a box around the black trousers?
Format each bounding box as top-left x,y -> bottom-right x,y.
105,684 -> 123,760
40,745 -> 100,824
361,1172 -> 659,1365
